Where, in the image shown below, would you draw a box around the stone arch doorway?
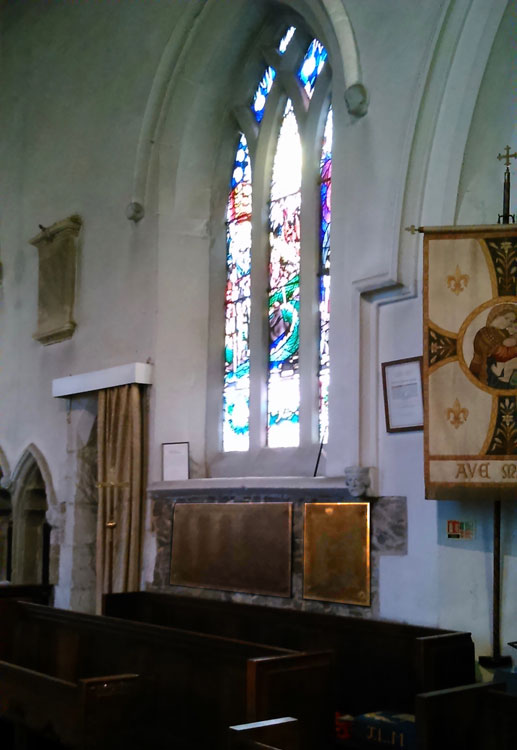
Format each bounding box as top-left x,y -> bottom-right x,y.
11,447 -> 58,585
0,473 -> 12,582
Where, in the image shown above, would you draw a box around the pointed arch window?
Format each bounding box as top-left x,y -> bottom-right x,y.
221,25 -> 333,459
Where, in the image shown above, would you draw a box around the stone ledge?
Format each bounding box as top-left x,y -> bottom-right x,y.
149,476 -> 352,498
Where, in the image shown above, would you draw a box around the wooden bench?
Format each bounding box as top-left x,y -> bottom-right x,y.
229,717 -> 299,750
0,600 -> 332,749
103,591 -> 475,716
0,583 -> 52,604
416,681 -> 517,750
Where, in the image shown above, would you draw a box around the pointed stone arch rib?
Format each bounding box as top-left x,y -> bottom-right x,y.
11,443 -> 58,525
127,0 -> 367,219
10,444 -> 60,585
0,446 -> 11,484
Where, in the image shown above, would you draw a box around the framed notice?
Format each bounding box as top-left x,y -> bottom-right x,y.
162,442 -> 189,481
381,357 -> 424,432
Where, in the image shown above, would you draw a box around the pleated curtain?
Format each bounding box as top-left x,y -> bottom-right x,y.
95,384 -> 146,613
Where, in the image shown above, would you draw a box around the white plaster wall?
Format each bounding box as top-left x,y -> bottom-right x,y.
0,0 -> 184,602
373,1 -> 516,651
434,0 -> 517,655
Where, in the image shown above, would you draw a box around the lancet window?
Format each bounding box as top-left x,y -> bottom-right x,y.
222,25 -> 333,456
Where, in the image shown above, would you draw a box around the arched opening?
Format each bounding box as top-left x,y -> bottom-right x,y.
12,455 -> 52,585
0,478 -> 12,582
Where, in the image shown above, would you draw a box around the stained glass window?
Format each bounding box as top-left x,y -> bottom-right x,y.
251,67 -> 276,123
319,106 -> 332,443
267,99 -> 302,448
223,134 -> 252,451
298,39 -> 328,99
278,26 -> 296,54
251,27 -> 296,123
222,29 -> 332,457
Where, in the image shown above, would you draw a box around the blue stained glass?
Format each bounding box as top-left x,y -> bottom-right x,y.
278,26 -> 296,54
251,66 -> 276,123
223,134 -> 252,451
319,107 -> 332,443
298,39 -> 328,99
250,28 -> 296,123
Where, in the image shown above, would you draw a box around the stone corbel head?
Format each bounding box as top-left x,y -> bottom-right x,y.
344,465 -> 371,497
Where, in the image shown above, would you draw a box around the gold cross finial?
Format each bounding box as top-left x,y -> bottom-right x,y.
497,145 -> 517,168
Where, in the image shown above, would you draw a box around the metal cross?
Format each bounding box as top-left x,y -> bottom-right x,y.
497,145 -> 517,168
497,145 -> 517,224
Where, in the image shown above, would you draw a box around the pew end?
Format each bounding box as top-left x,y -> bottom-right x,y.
415,681 -> 511,750
246,651 -> 333,750
229,717 -> 299,750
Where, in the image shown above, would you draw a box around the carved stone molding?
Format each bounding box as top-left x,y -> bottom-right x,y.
30,215 -> 82,345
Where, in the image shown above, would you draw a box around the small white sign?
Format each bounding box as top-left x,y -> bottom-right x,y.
162,442 -> 189,481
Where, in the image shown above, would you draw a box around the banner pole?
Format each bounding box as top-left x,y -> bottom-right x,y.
479,500 -> 511,668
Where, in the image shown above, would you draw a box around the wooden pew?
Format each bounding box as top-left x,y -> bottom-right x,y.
0,601 -> 141,749
416,681 -> 517,750
0,600 -> 332,750
103,591 -> 475,715
229,717 -> 299,750
0,583 -> 53,604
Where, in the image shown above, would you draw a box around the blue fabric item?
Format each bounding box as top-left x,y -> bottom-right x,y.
352,711 -> 417,748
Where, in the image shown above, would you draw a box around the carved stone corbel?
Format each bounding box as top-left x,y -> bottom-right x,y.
344,465 -> 372,497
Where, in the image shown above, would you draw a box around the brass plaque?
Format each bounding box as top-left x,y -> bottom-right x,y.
303,503 -> 370,606
170,502 -> 292,597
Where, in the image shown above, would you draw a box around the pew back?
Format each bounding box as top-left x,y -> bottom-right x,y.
0,583 -> 53,604
416,682 -> 517,750
0,601 -> 332,749
104,592 -> 475,715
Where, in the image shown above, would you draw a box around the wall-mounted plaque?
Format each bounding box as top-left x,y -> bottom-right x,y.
303,502 -> 370,606
30,215 -> 82,345
170,502 -> 292,597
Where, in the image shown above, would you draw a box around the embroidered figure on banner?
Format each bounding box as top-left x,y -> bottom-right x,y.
468,303 -> 517,389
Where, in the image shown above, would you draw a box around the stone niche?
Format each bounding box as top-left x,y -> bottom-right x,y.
30,215 -> 82,345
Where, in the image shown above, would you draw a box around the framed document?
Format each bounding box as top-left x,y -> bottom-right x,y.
162,442 -> 189,481
382,357 -> 424,433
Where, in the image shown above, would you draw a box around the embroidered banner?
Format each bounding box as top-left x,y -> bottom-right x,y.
424,226 -> 517,500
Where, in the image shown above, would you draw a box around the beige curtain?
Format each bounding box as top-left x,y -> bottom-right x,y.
96,384 -> 147,613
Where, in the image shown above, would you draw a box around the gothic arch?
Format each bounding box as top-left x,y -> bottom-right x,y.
0,447 -> 12,581
127,0 -> 366,219
11,443 -> 58,523
10,444 -> 60,585
0,446 -> 10,480
396,0 -> 508,294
